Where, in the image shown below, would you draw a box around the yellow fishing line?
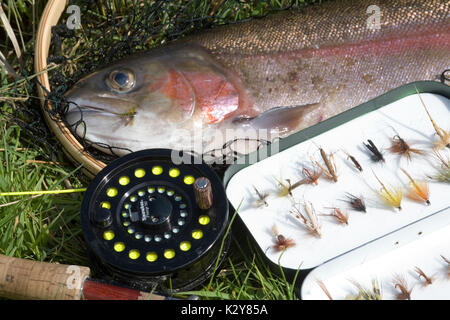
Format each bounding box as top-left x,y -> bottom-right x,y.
0,188 -> 87,196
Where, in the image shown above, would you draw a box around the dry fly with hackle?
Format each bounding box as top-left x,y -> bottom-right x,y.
289,165 -> 323,189
252,185 -> 269,208
290,202 -> 322,238
389,134 -> 425,161
300,166 -> 322,186
392,274 -> 413,300
414,267 -> 434,287
340,192 -> 367,213
401,169 -> 430,205
320,207 -> 349,226
271,224 -> 296,252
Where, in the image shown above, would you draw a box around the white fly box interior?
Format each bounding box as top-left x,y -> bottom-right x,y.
223,82 -> 450,288
300,207 -> 450,300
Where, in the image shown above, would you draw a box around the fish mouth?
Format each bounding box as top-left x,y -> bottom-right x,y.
66,103 -> 126,117
64,103 -> 114,128
64,104 -> 136,144
64,94 -> 139,124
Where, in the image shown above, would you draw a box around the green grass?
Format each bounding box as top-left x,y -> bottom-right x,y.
0,124 -> 88,265
0,0 -> 318,300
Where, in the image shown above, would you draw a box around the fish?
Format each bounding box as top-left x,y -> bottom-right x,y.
64,44 -> 318,155
64,0 -> 450,157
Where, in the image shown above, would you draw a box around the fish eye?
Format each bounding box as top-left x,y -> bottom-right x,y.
107,69 -> 136,93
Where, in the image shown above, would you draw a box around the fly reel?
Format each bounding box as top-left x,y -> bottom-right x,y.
80,149 -> 230,294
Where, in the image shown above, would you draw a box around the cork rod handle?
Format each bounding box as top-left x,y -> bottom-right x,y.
0,254 -> 90,300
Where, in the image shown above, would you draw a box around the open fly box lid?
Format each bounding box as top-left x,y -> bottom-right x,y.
223,81 -> 450,283
81,149 -> 230,293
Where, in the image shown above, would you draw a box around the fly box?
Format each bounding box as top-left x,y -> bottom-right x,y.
223,81 -> 450,299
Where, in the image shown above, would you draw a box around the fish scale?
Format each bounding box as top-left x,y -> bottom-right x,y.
188,1 -> 449,117
188,1 -> 449,54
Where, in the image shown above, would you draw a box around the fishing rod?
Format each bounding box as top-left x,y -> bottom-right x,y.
0,254 -> 184,300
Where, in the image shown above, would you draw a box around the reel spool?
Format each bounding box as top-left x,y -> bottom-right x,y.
80,149 -> 230,293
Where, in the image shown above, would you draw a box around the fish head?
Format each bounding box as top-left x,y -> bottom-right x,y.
64,47 -> 212,151
65,45 -> 246,152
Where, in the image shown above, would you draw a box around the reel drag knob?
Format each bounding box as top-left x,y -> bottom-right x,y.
193,177 -> 213,210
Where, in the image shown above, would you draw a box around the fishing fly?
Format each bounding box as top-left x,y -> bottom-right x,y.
430,151 -> 450,183
342,150 -> 363,172
346,279 -> 382,300
252,185 -> 269,208
271,225 -> 296,252
416,87 -> 450,150
320,207 -> 349,225
316,279 -> 333,300
290,166 -> 323,189
363,139 -> 385,163
413,267 -> 434,286
389,134 -> 425,161
273,176 -> 291,198
340,192 -> 367,213
274,168 -> 320,199
300,166 -> 322,185
313,147 -> 338,182
372,170 -> 403,210
392,274 -> 413,300
274,178 -> 295,199
441,255 -> 450,278
401,169 -> 430,205
290,202 -> 322,238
